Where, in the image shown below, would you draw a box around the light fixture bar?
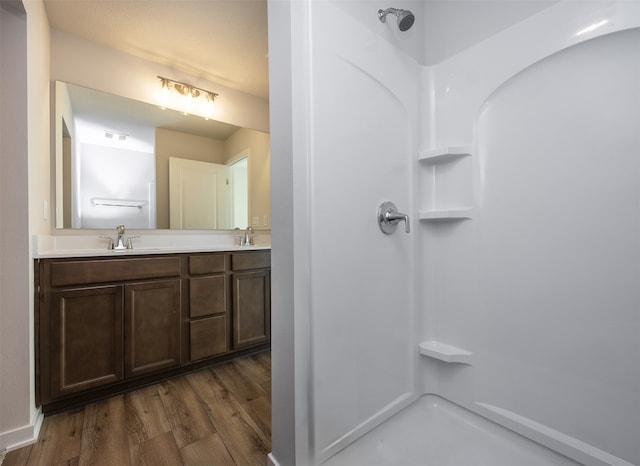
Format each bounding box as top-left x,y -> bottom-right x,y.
157,75 -> 218,101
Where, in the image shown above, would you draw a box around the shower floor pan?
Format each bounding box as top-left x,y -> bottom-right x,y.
321,395 -> 579,466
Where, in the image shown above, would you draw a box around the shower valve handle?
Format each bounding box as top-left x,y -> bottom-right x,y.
377,201 -> 410,234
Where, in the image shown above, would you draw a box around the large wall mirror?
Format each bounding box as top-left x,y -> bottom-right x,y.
54,81 -> 270,230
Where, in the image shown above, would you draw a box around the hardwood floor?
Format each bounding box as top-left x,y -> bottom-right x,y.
3,351 -> 271,466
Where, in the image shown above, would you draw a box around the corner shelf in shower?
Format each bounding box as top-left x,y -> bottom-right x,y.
418,145 -> 473,222
419,207 -> 473,221
419,340 -> 473,364
418,145 -> 472,163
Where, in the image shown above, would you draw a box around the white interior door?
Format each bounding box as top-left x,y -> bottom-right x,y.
169,157 -> 229,229
229,156 -> 249,229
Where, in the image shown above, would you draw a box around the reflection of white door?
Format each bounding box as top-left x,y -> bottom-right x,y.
228,156 -> 248,229
169,157 -> 229,229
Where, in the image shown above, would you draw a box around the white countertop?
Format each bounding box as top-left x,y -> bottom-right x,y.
33,233 -> 271,259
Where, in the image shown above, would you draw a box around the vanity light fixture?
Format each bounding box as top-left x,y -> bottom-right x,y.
157,76 -> 218,116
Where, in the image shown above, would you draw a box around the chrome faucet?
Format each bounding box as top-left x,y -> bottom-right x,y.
100,224 -> 137,250
242,226 -> 254,246
115,224 -> 127,250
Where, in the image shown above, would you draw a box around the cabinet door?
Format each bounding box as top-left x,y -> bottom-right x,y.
232,270 -> 271,349
51,286 -> 123,399
125,280 -> 181,378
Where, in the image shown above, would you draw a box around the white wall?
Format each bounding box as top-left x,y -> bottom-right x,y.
422,0 -> 557,65
268,1 -> 311,463
0,0 -> 30,451
0,0 -> 48,452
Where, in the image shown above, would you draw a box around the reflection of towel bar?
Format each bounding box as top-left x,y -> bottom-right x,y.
91,198 -> 148,209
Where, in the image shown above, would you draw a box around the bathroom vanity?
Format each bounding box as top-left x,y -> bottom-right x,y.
34,247 -> 270,413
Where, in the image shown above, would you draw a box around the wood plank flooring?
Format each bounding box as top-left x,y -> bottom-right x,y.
3,351 -> 271,466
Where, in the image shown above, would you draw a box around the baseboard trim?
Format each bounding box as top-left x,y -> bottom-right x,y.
267,452 -> 281,466
0,407 -> 43,453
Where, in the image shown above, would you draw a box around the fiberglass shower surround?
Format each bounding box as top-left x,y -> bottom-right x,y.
268,1 -> 640,465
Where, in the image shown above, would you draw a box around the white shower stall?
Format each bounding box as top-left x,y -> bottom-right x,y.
268,1 -> 640,465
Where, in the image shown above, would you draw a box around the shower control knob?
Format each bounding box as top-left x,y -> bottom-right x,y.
377,201 -> 410,234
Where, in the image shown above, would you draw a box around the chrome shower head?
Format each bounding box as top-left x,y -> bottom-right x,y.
378,7 -> 415,32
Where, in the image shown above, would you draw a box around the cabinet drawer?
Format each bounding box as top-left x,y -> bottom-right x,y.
189,254 -> 227,275
190,316 -> 227,361
50,257 -> 181,287
189,275 -> 227,318
231,251 -> 271,271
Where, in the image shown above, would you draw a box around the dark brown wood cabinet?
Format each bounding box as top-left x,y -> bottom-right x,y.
187,253 -> 229,361
125,280 -> 181,377
231,252 -> 271,349
36,249 -> 270,413
232,270 -> 271,348
50,285 -> 123,399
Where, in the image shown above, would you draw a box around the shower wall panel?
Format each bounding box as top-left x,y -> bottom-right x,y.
421,3 -> 640,464
307,2 -> 419,462
473,29 -> 640,464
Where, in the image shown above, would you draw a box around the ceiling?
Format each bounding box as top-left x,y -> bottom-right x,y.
43,0 -> 270,100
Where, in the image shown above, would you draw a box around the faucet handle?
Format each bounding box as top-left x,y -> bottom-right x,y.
99,235 -> 114,250
126,236 -> 140,249
116,224 -> 126,235
243,226 -> 255,246
233,227 -> 243,245
377,201 -> 410,234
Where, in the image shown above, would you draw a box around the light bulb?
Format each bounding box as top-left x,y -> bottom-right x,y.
205,100 -> 215,114
183,91 -> 195,114
199,92 -> 215,119
159,79 -> 171,108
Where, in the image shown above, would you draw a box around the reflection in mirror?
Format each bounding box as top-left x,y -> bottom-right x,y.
54,81 -> 270,230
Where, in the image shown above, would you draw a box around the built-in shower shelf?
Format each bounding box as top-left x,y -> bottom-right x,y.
419,340 -> 473,364
418,145 -> 472,163
419,207 -> 473,221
